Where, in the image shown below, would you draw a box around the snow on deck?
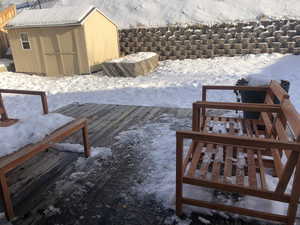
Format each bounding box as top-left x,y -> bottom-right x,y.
0,113 -> 73,157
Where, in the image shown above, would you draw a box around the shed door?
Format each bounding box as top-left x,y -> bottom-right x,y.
41,28 -> 79,76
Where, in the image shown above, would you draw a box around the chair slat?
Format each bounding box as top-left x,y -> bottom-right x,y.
187,143 -> 204,177
269,80 -> 289,103
274,118 -> 291,158
281,99 -> 300,141
275,151 -> 299,194
244,120 -> 258,189
183,141 -> 197,171
223,119 -> 235,184
260,110 -> 283,177
212,144 -> 223,182
199,144 -> 214,179
253,120 -> 268,190
236,147 -> 245,186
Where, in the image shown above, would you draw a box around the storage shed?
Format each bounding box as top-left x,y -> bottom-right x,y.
6,5 -> 119,76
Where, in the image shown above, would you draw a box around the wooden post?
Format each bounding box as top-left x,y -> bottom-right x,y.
0,173 -> 14,220
202,86 -> 207,101
40,92 -> 49,114
176,133 -> 183,216
192,103 -> 200,132
82,122 -> 91,158
0,93 -> 8,121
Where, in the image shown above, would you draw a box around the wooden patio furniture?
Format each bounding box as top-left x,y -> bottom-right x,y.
176,81 -> 300,225
0,89 -> 91,220
199,80 -> 289,175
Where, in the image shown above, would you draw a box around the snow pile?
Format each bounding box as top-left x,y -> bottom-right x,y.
54,143 -> 112,158
1,54 -> 299,120
0,113 -> 73,157
110,52 -> 157,63
52,0 -> 300,28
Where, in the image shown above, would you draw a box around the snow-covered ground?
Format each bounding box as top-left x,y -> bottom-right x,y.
56,0 -> 300,28
1,53 -> 300,120
3,0 -> 300,28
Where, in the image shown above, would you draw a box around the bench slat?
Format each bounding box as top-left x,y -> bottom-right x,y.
223,119 -> 235,184
253,120 -> 268,190
260,109 -> 283,177
199,143 -> 214,179
183,141 -> 197,172
211,144 -> 222,183
212,117 -> 229,183
244,120 -> 258,189
282,99 -> 300,141
187,142 -> 203,177
275,151 -> 299,194
269,80 -> 289,103
236,147 -> 245,186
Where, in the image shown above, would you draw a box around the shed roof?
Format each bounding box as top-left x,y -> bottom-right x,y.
6,5 -> 108,29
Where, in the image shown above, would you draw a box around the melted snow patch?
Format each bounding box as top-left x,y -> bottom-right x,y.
54,143 -> 112,158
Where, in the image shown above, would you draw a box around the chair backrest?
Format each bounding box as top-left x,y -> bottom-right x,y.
258,81 -> 290,177
264,80 -> 289,105
0,93 -> 8,121
274,99 -> 300,195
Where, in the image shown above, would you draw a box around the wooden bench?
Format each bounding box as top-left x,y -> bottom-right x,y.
176,81 -> 300,225
0,89 -> 91,220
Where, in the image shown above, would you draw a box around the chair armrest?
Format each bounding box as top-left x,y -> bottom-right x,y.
176,130 -> 300,152
193,101 -> 281,113
0,89 -> 48,114
202,85 -> 268,101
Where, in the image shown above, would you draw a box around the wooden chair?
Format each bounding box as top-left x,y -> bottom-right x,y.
199,80 -> 289,176
0,89 -> 91,220
176,82 -> 300,225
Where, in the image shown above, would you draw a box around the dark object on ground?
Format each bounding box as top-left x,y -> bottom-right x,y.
235,78 -> 290,119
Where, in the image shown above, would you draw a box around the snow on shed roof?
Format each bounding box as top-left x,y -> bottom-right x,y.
7,5 -> 99,28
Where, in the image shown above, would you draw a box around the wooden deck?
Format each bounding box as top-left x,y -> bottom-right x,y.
4,103 -> 192,225
1,103 -> 292,225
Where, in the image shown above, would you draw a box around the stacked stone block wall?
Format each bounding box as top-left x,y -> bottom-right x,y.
119,20 -> 300,60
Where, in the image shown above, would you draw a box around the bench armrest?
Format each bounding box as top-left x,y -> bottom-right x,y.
176,130 -> 300,152
0,89 -> 48,114
202,85 -> 268,101
193,101 -> 281,113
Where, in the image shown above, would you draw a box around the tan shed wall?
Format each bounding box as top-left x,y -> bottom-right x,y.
8,26 -> 90,76
83,10 -> 119,72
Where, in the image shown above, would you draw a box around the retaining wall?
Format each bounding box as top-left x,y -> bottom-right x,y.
119,20 -> 300,60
